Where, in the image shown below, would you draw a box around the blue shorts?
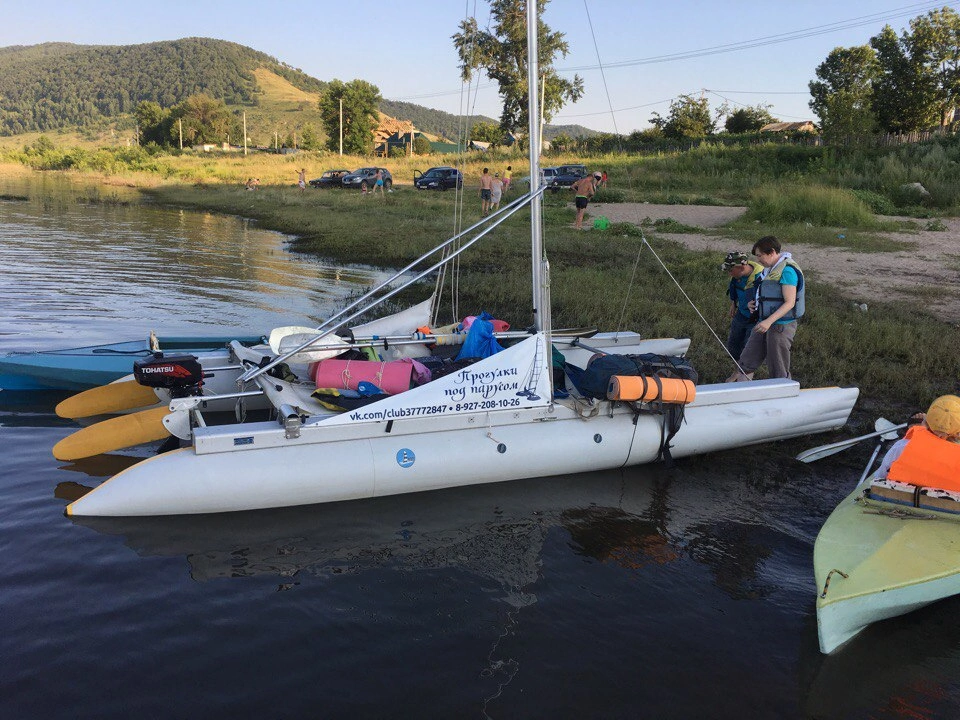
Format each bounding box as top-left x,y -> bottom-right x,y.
481,189 -> 492,201
376,179 -> 384,186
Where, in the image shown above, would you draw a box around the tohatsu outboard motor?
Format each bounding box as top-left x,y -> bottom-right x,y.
133,354 -> 204,398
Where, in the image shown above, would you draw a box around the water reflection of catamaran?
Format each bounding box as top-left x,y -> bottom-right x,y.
56,2 -> 857,517
68,470 -> 676,586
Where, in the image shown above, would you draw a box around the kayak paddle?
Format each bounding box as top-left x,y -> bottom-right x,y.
796,419 -> 906,463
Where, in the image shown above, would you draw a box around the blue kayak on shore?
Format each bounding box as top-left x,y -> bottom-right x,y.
0,335 -> 265,391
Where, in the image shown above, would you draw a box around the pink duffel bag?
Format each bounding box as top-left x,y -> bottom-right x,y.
311,358 -> 413,395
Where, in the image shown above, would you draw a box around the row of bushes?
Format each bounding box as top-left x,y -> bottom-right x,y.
7,130 -> 960,213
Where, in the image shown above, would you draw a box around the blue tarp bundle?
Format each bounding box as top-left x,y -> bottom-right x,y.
456,312 -> 503,361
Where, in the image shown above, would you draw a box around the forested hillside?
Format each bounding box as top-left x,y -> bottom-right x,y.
379,100 -> 496,142
380,99 -> 596,142
0,38 -> 597,143
0,38 -> 325,135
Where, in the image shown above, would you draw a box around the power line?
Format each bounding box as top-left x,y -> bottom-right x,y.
557,1 -> 954,73
395,81 -> 498,102
391,1 -> 955,125
707,89 -> 810,95
554,94 -> 693,119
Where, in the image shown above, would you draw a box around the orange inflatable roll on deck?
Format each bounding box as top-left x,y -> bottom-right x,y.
607,375 -> 696,404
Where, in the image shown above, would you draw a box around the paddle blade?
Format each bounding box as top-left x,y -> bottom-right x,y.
269,327 -> 348,363
795,422 -> 908,463
268,326 -> 318,354
56,380 -> 159,419
53,407 -> 171,461
875,417 -> 901,440
796,442 -> 853,464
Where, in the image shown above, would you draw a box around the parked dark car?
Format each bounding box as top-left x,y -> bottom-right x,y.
413,166 -> 463,191
549,164 -> 588,192
308,169 -> 350,188
341,167 -> 393,191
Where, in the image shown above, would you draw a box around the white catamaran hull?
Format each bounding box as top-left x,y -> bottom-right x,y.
66,334 -> 856,516
815,485 -> 960,654
57,3 -> 861,520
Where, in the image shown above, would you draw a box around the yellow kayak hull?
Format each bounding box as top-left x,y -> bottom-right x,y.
815,487 -> 960,654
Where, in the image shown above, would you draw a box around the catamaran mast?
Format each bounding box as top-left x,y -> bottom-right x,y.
526,0 -> 550,337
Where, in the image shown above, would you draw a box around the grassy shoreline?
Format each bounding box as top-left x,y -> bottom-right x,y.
4,158 -> 958,420
140,181 -> 959,419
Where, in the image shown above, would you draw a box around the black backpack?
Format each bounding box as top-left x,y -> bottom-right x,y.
577,353 -> 698,400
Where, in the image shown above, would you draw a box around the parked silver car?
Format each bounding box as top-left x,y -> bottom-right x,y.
342,167 -> 393,191
520,167 -> 558,186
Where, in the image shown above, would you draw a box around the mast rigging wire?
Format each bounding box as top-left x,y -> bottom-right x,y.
581,0 -> 744,372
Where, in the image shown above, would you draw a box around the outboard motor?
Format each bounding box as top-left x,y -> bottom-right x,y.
133,354 -> 204,398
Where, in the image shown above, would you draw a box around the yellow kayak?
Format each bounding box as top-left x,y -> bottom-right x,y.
814,483 -> 960,654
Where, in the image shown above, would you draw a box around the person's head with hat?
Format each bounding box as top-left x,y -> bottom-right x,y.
721,251 -> 753,279
924,394 -> 960,441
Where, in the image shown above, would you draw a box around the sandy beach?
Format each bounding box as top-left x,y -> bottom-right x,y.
589,202 -> 960,324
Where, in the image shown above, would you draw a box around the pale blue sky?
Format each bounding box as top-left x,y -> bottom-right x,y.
1,1 -> 954,132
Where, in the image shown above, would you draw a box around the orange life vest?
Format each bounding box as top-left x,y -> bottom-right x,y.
887,425 -> 960,492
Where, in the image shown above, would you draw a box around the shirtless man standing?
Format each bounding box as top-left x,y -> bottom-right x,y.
479,167 -> 493,216
571,172 -> 601,230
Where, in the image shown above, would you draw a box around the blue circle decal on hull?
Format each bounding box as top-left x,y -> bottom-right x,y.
396,448 -> 416,468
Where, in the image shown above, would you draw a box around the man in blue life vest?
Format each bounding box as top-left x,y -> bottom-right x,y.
727,236 -> 804,381
721,251 -> 764,362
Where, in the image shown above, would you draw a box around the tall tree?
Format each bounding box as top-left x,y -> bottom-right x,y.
318,79 -> 381,155
723,104 -> 777,133
809,45 -> 879,138
870,26 -> 937,132
299,124 -> 319,151
171,94 -> 233,145
453,0 -> 584,134
469,120 -> 505,144
650,95 -> 714,139
906,7 -> 960,126
134,101 -> 171,146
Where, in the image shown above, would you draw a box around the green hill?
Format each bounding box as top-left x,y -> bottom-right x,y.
379,99 -> 596,142
0,38 -> 324,136
0,38 -> 597,144
544,123 -> 599,140
379,100 -> 496,142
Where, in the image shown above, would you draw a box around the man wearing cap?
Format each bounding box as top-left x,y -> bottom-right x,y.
727,236 -> 805,381
877,395 -> 960,487
721,251 -> 764,362
571,172 -> 602,230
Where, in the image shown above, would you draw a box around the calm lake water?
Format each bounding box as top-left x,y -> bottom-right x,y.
2,177 -> 959,719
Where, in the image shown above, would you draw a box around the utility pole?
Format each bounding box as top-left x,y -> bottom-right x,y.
243,111 -> 247,156
339,98 -> 343,156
